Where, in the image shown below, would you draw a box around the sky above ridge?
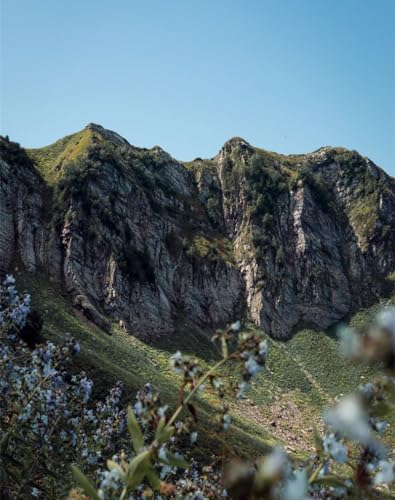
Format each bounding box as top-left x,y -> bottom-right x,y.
1,0 -> 394,174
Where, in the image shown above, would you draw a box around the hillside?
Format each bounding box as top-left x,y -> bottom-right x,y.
1,125 -> 394,341
15,270 -> 393,460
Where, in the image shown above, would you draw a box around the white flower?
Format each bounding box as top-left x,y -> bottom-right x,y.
158,446 -> 168,461
158,405 -> 168,417
170,350 -> 183,372
134,400 -> 143,415
282,469 -> 308,500
245,356 -> 261,377
230,320 -> 241,332
171,350 -> 182,362
223,414 -> 231,431
213,378 -> 222,390
377,308 -> 395,332
260,446 -> 289,479
4,274 -> 16,285
374,460 -> 395,484
160,464 -> 172,479
236,381 -> 250,400
190,431 -> 198,444
377,308 -> 395,342
324,394 -> 372,444
323,434 -> 348,463
258,340 -> 268,357
338,325 -> 361,358
359,382 -> 375,399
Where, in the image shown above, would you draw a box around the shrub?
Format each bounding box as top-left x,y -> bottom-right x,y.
299,167 -> 334,212
73,308 -> 395,499
244,154 -> 288,258
0,135 -> 36,172
2,275 -> 395,499
0,276 -> 127,498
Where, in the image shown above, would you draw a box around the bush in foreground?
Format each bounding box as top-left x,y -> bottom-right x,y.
1,276 -> 395,498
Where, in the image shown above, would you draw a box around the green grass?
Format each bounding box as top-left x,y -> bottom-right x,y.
14,271 -> 274,460
286,329 -> 375,398
27,127 -> 101,184
14,270 -> 395,459
348,194 -> 380,248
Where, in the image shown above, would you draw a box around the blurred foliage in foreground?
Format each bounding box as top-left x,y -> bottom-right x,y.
1,276 -> 395,498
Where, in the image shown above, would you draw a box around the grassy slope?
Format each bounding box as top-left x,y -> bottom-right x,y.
27,128 -> 102,184
15,272 -> 274,462
15,270 -> 394,461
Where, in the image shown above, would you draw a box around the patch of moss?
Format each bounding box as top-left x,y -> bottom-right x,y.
348,194 -> 380,246
187,234 -> 236,265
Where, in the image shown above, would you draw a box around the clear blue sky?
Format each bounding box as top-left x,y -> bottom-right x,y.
1,0 -> 394,174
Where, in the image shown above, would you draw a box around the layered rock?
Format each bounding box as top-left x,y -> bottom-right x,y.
0,125 -> 394,339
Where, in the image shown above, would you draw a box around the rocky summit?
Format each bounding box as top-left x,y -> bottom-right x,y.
1,124 -> 394,339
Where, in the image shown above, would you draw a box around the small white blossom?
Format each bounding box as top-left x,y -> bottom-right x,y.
223,413 -> 231,431
377,308 -> 395,339
230,320 -> 241,332
282,469 -> 308,500
324,394 -> 372,444
374,460 -> 395,485
245,356 -> 261,377
260,446 -> 289,479
323,434 -> 348,463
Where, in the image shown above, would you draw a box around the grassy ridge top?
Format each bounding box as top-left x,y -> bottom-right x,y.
27,127 -> 105,184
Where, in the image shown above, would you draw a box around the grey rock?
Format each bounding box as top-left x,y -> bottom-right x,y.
0,130 -> 394,339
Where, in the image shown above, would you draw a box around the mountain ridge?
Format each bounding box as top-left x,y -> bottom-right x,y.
27,123 -> 394,174
1,126 -> 394,339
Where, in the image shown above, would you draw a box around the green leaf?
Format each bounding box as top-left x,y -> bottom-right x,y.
154,416 -> 166,441
71,465 -> 100,500
155,422 -> 174,444
312,425 -> 322,454
161,451 -> 189,469
126,450 -> 151,490
126,468 -> 146,491
314,475 -> 346,488
127,406 -> 144,453
146,468 -> 161,490
107,460 -> 125,479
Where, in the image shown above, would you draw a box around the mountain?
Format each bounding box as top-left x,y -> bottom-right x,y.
1,124 -> 394,340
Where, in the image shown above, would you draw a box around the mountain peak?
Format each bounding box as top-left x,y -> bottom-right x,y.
222,137 -> 252,149
219,137 -> 253,159
84,123 -> 130,147
85,122 -> 103,131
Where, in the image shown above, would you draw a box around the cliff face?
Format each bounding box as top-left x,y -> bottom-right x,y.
1,125 -> 394,339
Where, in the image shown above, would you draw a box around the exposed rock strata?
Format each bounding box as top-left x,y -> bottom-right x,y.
1,125 -> 394,339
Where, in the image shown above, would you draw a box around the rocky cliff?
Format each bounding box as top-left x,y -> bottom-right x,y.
1,124 -> 394,339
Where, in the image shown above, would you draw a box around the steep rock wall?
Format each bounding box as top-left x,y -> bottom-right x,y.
1,127 -> 394,339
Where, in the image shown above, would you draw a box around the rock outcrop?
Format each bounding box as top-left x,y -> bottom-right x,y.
1,125 -> 394,339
